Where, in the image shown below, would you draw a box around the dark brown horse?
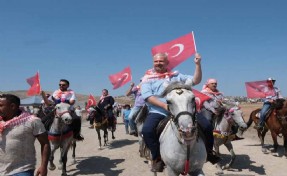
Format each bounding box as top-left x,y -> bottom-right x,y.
246,99 -> 287,157
88,105 -> 115,149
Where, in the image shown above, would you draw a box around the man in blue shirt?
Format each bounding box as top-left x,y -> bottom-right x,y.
141,52 -> 220,172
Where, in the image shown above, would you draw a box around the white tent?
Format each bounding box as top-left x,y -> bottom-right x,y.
20,96 -> 43,106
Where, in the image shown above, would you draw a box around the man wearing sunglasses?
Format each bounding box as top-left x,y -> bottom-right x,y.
45,79 -> 84,141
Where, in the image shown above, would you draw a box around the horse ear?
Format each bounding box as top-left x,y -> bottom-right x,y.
185,78 -> 193,87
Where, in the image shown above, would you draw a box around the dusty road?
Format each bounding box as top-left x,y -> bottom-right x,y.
35,103 -> 287,176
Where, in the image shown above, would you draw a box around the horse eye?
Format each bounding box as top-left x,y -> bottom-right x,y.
166,100 -> 171,104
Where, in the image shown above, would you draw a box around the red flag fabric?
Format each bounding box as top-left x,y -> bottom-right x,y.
192,88 -> 211,112
86,94 -> 97,109
26,72 -> 41,96
245,80 -> 275,98
151,32 -> 196,70
109,66 -> 132,89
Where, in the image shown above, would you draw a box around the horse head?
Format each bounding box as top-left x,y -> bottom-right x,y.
224,103 -> 247,136
161,80 -> 197,142
88,105 -> 103,123
54,102 -> 73,125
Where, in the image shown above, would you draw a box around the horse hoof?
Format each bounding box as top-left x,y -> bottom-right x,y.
261,148 -> 268,154
49,165 -> 56,171
98,146 -> 102,150
215,171 -> 223,175
222,165 -> 230,170
112,136 -> 115,139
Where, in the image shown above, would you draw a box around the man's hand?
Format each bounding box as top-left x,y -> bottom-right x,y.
194,53 -> 201,64
35,166 -> 47,176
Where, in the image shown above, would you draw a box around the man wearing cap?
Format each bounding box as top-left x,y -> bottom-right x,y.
255,77 -> 283,130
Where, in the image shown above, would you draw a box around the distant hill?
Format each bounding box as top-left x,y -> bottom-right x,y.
0,90 -> 134,107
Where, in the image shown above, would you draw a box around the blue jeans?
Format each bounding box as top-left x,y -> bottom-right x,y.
124,119 -> 129,134
128,106 -> 142,133
197,112 -> 214,153
11,170 -> 34,176
142,113 -> 166,160
259,101 -> 271,126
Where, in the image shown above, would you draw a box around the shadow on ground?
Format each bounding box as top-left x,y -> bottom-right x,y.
217,154 -> 265,176
108,139 -> 138,149
69,156 -> 124,176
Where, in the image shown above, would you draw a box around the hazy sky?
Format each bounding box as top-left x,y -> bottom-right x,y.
1,0 -> 286,97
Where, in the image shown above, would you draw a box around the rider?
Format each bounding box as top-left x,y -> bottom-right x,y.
201,78 -> 243,140
97,89 -> 116,131
125,80 -> 145,136
141,52 -> 220,172
255,77 -> 283,130
43,79 -> 84,141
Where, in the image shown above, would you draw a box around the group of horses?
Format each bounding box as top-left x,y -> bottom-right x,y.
35,80 -> 287,176
130,80 -> 287,176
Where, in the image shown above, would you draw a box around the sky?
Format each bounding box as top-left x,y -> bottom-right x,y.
1,0 -> 287,97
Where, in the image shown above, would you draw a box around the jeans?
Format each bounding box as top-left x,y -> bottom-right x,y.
11,170 -> 34,176
197,112 -> 214,153
128,106 -> 142,133
142,113 -> 166,160
124,119 -> 129,134
259,101 -> 271,126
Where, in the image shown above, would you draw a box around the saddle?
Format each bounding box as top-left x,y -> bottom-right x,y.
156,116 -> 171,137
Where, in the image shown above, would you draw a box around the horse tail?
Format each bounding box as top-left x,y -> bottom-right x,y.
246,108 -> 260,128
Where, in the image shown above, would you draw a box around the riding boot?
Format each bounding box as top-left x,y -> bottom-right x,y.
231,125 -> 244,141
72,116 -> 84,141
151,157 -> 164,172
206,150 -> 221,165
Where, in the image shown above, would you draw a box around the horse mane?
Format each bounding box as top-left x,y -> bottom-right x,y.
273,98 -> 286,110
161,81 -> 192,97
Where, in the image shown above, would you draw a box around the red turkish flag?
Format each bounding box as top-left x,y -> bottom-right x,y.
86,94 -> 97,109
245,80 -> 275,98
26,72 -> 41,96
152,32 -> 196,70
109,66 -> 132,89
192,88 -> 211,112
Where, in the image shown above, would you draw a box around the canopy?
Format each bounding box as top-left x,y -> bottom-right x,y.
21,96 -> 43,106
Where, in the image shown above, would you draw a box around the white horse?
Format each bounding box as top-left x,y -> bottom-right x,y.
159,81 -> 206,176
213,104 -> 247,175
48,102 -> 73,176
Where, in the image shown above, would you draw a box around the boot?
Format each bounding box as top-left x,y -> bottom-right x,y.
151,159 -> 164,172
232,135 -> 244,141
206,150 -> 221,164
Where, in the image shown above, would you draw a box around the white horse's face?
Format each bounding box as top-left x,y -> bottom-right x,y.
166,88 -> 197,141
228,107 -> 247,135
55,102 -> 73,124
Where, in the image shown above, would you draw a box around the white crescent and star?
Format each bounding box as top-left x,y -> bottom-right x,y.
118,73 -> 129,82
88,99 -> 95,105
169,43 -> 184,57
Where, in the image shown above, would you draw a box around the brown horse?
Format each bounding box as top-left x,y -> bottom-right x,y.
246,99 -> 287,157
88,105 -> 115,149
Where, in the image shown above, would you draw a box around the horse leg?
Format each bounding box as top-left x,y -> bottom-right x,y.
284,135 -> 287,158
214,141 -> 223,175
60,151 -> 68,176
96,128 -> 102,149
259,129 -> 268,154
71,140 -> 76,164
104,128 -> 109,146
48,144 -> 57,171
222,142 -> 236,170
270,131 -> 279,156
111,130 -> 115,139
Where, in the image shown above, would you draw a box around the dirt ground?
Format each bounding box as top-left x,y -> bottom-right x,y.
35,103 -> 287,176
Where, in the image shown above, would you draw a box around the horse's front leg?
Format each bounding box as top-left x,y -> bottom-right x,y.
258,128 -> 268,154
222,141 -> 235,170
60,151 -> 68,176
96,128 -> 102,149
104,129 -> 109,146
48,143 -> 57,171
71,140 -> 76,164
214,140 -> 223,175
270,131 -> 279,155
283,134 -> 287,158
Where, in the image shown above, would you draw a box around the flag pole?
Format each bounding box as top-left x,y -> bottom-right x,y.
38,70 -> 42,93
192,31 -> 197,52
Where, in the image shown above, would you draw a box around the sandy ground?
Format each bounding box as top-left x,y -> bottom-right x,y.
35,103 -> 287,176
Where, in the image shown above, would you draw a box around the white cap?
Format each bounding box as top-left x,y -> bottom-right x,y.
267,77 -> 275,81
